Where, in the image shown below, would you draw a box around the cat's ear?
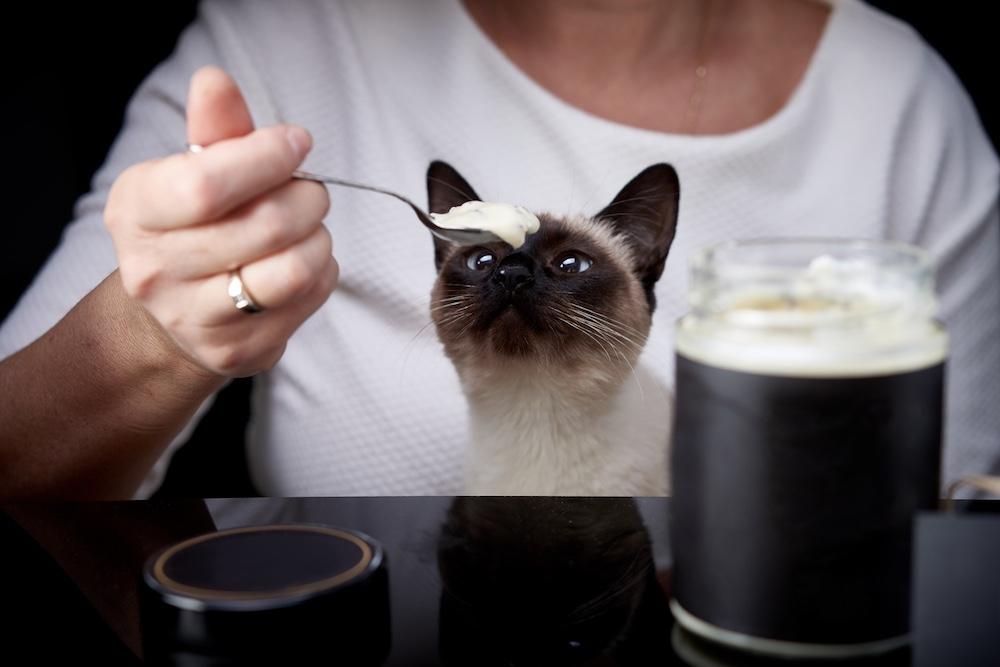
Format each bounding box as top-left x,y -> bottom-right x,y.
595,164 -> 680,307
426,161 -> 483,271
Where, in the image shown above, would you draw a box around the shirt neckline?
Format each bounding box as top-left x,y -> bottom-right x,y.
451,0 -> 847,148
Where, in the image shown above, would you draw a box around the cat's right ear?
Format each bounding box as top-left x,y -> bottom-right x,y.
594,164 -> 680,310
426,160 -> 482,271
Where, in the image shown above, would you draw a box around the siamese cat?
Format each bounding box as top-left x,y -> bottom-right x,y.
426,161 -> 680,496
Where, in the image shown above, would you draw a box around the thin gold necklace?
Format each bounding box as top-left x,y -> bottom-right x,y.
685,0 -> 714,134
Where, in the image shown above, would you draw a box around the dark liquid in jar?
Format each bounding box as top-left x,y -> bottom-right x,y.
670,353 -> 944,645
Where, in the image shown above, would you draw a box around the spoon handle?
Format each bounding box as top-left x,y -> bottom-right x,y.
186,143 -> 493,245
292,170 -> 435,226
293,170 -> 495,245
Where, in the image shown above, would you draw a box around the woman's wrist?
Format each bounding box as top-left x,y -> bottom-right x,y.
114,272 -> 227,387
0,273 -> 229,499
103,270 -> 228,424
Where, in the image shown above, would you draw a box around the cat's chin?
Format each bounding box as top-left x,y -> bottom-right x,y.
486,307 -> 542,358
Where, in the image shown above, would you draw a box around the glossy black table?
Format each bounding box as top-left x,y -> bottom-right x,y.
1,497 -> 996,666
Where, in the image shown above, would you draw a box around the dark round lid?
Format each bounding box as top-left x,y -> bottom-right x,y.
145,523 -> 381,610
140,524 -> 390,663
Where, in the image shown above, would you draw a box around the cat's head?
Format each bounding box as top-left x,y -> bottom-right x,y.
427,161 -> 679,385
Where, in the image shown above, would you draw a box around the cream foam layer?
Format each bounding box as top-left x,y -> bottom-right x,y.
679,252 -> 948,377
430,201 -> 540,248
675,319 -> 947,378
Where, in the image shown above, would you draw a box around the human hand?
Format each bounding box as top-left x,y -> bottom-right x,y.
104,66 -> 337,377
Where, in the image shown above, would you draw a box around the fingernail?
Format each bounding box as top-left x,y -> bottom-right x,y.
285,126 -> 311,160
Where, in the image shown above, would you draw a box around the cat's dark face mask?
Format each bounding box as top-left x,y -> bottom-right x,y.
425,161 -> 679,364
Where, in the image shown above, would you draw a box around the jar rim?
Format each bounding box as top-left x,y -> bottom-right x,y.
678,238 -> 945,374
686,237 -> 937,328
691,237 -> 932,273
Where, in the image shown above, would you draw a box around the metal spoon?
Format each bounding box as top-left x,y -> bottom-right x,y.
186,143 -> 502,245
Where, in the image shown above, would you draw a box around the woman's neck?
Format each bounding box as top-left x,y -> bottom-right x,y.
460,0 -> 830,135
464,0 -> 708,77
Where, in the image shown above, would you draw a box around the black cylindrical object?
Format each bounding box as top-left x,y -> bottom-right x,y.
140,524 -> 390,666
670,240 -> 947,658
671,356 -> 943,656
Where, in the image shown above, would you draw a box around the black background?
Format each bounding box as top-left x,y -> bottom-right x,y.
1,2 -> 995,495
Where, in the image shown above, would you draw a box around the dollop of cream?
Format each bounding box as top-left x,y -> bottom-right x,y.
430,201 -> 540,248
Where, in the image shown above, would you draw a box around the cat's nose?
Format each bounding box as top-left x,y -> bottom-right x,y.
493,262 -> 535,294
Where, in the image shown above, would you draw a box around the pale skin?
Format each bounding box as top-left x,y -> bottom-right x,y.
463,0 -> 829,134
0,0 -> 828,499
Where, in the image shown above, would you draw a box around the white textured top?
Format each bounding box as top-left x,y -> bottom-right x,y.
431,201 -> 540,248
1,0 -> 997,496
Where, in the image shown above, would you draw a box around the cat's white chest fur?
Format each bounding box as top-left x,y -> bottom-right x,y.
462,362 -> 672,496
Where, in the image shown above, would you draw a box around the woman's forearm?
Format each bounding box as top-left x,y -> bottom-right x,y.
0,271 -> 225,500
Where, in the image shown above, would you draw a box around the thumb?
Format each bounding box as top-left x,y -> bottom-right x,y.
186,66 -> 255,148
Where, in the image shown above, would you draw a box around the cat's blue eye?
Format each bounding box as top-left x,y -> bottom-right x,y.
466,249 -> 496,271
556,253 -> 593,274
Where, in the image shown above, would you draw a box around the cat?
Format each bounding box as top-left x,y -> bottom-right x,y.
426,161 -> 680,496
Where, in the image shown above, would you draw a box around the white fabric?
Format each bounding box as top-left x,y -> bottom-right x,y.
2,0 -> 997,496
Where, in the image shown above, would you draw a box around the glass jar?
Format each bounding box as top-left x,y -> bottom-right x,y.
670,239 -> 947,658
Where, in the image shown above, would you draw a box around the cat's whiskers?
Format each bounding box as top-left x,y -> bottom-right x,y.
398,296 -> 477,379
570,302 -> 673,363
432,293 -> 488,341
457,318 -> 477,338
552,308 -> 616,366
430,301 -> 475,313
436,311 -> 475,328
430,295 -> 478,316
432,282 -> 655,401
396,318 -> 445,384
571,302 -> 674,369
435,295 -> 652,394
554,304 -> 646,401
437,302 -> 480,327
552,307 -> 635,388
563,307 -> 645,358
433,293 -> 476,304
550,304 -> 622,353
566,317 -> 643,402
570,311 -> 644,352
569,302 -> 649,341
567,322 -> 616,367
566,301 -> 641,329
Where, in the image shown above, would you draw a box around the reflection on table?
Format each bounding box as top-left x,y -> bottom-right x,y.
3,496 -> 995,665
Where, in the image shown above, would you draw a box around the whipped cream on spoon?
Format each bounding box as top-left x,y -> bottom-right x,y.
430,201 -> 540,249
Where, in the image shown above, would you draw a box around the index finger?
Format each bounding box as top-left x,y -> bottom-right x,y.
136,124 -> 312,230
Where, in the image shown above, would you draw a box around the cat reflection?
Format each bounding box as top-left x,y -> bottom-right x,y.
436,497 -> 672,666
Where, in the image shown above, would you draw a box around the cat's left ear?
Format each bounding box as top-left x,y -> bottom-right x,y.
595,164 -> 680,305
426,160 -> 483,271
